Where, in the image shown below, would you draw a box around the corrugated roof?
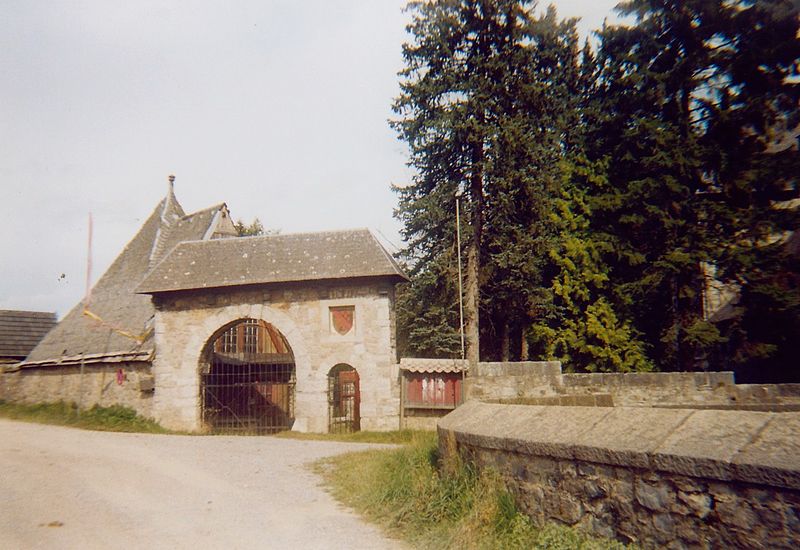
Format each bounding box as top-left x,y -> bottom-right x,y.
136,229 -> 408,294
0,310 -> 57,359
23,192 -> 221,366
400,358 -> 468,374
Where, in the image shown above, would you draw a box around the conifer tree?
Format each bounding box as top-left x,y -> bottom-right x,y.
530,155 -> 652,372
393,0 -> 582,362
588,0 -> 799,372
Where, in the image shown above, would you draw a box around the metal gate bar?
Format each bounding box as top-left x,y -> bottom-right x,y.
328,366 -> 360,433
202,358 -> 295,434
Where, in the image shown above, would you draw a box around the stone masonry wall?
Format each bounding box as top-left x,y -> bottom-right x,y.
465,361 -> 800,411
0,362 -> 154,418
466,361 -> 563,401
438,401 -> 800,548
152,281 -> 400,432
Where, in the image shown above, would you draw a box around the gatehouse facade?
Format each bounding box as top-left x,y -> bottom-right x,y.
148,282 -> 402,433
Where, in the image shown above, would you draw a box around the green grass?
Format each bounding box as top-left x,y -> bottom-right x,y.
0,400 -> 169,433
315,432 -> 634,550
274,428 -> 424,445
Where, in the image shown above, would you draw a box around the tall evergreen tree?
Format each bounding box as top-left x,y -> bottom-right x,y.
393,0 -> 581,362
530,155 -> 653,372
588,0 -> 800,372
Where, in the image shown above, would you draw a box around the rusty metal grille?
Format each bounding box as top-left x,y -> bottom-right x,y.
202,357 -> 295,434
201,320 -> 296,434
328,365 -> 360,434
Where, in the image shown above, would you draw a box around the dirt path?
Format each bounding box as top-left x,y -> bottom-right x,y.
0,419 -> 404,549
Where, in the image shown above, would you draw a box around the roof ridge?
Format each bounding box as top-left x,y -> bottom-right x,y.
26,185 -> 220,365
174,227 -> 373,245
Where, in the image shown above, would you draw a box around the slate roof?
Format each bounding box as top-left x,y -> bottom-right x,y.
0,310 -> 57,360
22,187 -> 222,367
137,229 -> 408,294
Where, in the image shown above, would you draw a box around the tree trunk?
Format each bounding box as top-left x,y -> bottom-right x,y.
465,219 -> 481,367
500,320 -> 510,362
465,140 -> 483,368
520,327 -> 529,361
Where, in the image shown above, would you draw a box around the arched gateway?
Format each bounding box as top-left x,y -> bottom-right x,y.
137,227 -> 407,433
200,319 -> 296,433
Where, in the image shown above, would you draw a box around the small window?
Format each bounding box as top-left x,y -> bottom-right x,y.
243,319 -> 259,353
221,325 -> 237,353
329,305 -> 355,335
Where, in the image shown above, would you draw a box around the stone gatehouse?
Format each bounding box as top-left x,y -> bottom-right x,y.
2,181 -> 406,433
141,269 -> 405,433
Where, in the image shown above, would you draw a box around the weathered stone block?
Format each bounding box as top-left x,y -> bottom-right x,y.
733,413 -> 800,489
653,409 -> 771,480
677,491 -> 712,518
573,407 -> 690,468
635,480 -> 675,511
716,498 -> 757,527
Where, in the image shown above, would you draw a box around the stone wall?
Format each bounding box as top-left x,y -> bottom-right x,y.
402,411 -> 442,431
438,401 -> 800,548
465,361 -> 800,411
0,362 -> 154,418
466,361 -> 563,401
152,281 -> 400,432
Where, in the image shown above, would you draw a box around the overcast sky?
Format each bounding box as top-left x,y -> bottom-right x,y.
1,1 -> 622,318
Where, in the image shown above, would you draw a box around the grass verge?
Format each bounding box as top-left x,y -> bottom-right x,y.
274,428 -> 422,445
0,400 -> 169,433
315,431 -> 634,550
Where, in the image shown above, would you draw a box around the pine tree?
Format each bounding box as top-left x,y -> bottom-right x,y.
530,155 -> 653,372
588,0 -> 799,372
481,5 -> 582,361
393,0 -> 581,362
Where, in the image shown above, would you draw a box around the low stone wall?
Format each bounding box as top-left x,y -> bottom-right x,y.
0,362 -> 154,418
402,410 -> 442,431
561,372 -> 800,410
467,361 -> 563,401
465,361 -> 800,411
438,401 -> 800,548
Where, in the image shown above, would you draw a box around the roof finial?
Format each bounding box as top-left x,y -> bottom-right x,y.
168,174 -> 175,188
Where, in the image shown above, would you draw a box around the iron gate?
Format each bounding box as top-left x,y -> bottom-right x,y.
328,364 -> 360,433
201,319 -> 296,434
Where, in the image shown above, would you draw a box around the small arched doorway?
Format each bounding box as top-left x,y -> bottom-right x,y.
200,318 -> 295,434
327,364 -> 360,433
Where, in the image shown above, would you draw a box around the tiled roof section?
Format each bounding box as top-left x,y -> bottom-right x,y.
160,205 -> 227,257
137,229 -> 408,294
24,195 -> 219,366
0,310 -> 57,359
148,186 -> 186,266
399,358 -> 469,373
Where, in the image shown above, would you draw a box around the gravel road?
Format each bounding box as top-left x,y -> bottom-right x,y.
0,419 -> 405,550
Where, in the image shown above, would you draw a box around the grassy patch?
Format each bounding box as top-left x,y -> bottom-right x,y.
0,400 -> 169,433
274,428 -> 424,445
315,432 -> 633,549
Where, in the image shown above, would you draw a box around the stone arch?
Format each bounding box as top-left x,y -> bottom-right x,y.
184,304 -> 312,432
199,318 -> 295,433
189,304 -> 311,380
